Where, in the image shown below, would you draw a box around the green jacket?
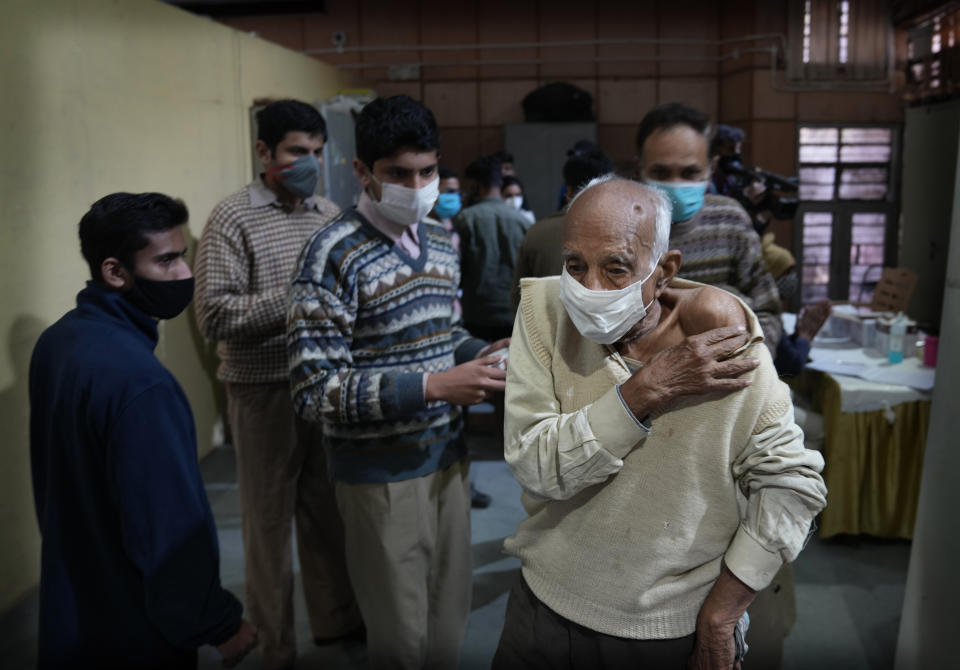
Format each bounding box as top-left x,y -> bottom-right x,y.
453,197 -> 531,328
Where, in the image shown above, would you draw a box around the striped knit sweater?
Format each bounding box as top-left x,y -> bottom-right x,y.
669,195 -> 782,355
287,209 -> 486,484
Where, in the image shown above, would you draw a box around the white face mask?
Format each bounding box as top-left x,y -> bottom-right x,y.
505,195 -> 524,211
559,259 -> 660,345
370,176 -> 439,226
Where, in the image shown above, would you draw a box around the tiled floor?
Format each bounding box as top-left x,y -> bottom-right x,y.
2,428 -> 912,669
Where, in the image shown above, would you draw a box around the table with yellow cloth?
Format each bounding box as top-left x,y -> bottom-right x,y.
787,344 -> 933,539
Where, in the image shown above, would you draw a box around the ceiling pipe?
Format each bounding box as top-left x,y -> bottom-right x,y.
304,33 -> 791,56
303,32 -> 893,93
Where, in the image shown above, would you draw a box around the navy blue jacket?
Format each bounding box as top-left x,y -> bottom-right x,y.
29,283 -> 241,669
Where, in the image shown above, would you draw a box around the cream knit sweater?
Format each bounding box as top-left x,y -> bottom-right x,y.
503,276 -> 827,640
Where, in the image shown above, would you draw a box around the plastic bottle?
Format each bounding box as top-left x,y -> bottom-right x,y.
888,312 -> 907,364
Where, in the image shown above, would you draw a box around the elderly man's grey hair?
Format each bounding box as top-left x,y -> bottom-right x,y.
567,174 -> 671,274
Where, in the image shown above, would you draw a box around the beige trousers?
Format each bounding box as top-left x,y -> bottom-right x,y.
335,460 -> 472,670
226,382 -> 360,669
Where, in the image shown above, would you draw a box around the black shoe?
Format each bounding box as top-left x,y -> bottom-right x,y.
315,624 -> 366,647
471,483 -> 492,509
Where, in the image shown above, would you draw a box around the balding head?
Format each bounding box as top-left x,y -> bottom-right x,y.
564,176 -> 670,277
560,177 -> 680,344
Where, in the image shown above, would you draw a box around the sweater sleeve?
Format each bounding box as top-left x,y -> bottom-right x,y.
724,364 -> 827,591
732,222 -> 783,357
193,205 -> 286,341
109,383 -> 242,649
503,300 -> 649,501
287,235 -> 427,425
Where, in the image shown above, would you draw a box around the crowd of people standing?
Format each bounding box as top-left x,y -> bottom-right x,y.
28,94 -> 826,670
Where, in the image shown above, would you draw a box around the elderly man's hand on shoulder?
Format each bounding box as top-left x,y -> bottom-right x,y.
620,289 -> 761,421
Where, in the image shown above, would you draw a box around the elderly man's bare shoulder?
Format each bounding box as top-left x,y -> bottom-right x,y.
668,284 -> 749,336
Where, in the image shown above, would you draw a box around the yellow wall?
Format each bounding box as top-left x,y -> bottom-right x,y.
0,0 -> 356,612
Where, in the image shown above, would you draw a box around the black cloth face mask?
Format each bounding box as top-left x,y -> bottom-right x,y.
124,276 -> 195,320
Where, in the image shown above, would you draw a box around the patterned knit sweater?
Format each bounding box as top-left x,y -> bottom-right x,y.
287,209 -> 486,484
669,195 -> 782,355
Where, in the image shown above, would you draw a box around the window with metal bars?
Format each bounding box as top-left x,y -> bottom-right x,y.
796,124 -> 900,305
905,8 -> 960,102
790,0 -> 890,81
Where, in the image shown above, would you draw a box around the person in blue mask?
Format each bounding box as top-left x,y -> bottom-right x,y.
636,104 -> 793,668
194,99 -> 362,669
430,166 -> 463,254
635,103 -> 783,358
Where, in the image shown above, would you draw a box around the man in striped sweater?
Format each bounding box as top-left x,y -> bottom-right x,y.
287,95 -> 508,669
636,103 -> 783,357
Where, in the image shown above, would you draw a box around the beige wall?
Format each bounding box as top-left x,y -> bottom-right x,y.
0,0 -> 356,613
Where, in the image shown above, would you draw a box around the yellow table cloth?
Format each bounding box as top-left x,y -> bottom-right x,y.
789,370 -> 930,539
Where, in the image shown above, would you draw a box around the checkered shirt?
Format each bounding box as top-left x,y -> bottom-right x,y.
194,179 -> 341,383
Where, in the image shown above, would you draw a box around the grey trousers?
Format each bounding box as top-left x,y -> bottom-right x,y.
226,382 -> 360,669
493,576 -> 696,670
334,460 -> 472,670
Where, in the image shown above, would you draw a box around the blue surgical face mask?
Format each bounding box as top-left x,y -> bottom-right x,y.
646,178 -> 709,222
268,154 -> 321,199
433,192 -> 462,219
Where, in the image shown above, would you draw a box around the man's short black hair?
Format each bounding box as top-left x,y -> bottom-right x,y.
79,192 -> 188,281
492,150 -> 514,165
563,149 -> 614,196
256,99 -> 327,154
464,155 -> 503,191
635,103 -> 710,156
709,124 -> 746,158
355,95 -> 440,170
438,166 -> 458,180
501,175 -> 524,191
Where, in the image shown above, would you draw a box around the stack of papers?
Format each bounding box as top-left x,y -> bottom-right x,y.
806,358 -> 935,391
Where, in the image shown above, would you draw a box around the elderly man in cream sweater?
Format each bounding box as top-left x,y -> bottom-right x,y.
495,176 -> 827,670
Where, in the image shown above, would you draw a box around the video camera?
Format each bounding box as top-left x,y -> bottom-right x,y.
717,154 -> 799,223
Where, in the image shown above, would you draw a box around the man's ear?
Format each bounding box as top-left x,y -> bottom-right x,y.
100,258 -> 132,290
353,158 -> 373,190
634,155 -> 643,179
656,250 -> 682,289
254,140 -> 272,169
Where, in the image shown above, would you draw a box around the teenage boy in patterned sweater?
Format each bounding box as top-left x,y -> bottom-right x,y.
287,95 -> 509,669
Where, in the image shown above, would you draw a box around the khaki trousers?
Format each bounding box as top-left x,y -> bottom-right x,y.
226,382 -> 360,669
335,460 -> 472,670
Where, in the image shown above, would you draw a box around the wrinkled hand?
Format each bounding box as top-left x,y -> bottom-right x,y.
687,623 -> 739,670
620,325 -> 759,418
218,619 -> 257,668
426,357 -> 507,405
795,299 -> 831,342
476,337 -> 511,358
688,565 -> 755,670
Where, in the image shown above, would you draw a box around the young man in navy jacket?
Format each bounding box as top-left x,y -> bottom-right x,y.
29,192 -> 256,669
